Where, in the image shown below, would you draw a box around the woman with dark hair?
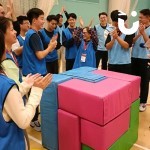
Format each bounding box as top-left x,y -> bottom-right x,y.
0,30 -> 5,70
73,26 -> 98,68
0,16 -> 35,95
0,30 -> 52,149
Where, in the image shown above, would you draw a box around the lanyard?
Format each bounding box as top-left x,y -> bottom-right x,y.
6,50 -> 18,67
83,41 -> 89,50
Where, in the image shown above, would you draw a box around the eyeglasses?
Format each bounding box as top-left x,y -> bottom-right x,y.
83,32 -> 88,34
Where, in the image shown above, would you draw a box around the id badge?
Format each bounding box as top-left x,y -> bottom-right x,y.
81,54 -> 86,62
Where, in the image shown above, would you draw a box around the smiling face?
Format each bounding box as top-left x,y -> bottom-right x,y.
82,28 -> 91,41
4,21 -> 17,46
47,19 -> 58,31
33,15 -> 45,30
20,20 -> 30,32
139,13 -> 150,25
99,14 -> 108,26
68,17 -> 76,28
59,16 -> 63,25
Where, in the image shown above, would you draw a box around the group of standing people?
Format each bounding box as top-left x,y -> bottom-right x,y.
95,9 -> 150,113
0,2 -> 150,149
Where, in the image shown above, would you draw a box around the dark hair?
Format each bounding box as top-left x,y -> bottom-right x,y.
0,30 -> 5,72
0,17 -> 12,34
0,3 -> 3,6
83,26 -> 92,34
27,8 -> 44,24
46,15 -> 58,23
56,14 -> 63,20
17,15 -> 29,24
68,13 -> 77,20
140,9 -> 150,17
111,10 -> 127,22
99,12 -> 108,18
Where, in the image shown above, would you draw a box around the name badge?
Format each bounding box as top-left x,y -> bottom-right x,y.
81,54 -> 86,62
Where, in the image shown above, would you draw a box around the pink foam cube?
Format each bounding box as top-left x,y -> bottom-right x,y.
58,109 -> 81,150
81,109 -> 130,150
58,78 -> 131,125
93,70 -> 140,102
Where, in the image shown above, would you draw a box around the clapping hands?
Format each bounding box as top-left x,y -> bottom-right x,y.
24,73 -> 53,90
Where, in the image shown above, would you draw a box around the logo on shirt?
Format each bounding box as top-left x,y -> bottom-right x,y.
118,11 -> 139,35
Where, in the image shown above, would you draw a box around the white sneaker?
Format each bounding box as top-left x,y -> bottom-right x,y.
30,120 -> 41,132
139,103 -> 147,112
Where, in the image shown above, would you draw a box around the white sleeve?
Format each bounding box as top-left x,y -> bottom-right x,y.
12,39 -> 20,51
4,85 -> 43,129
2,60 -> 31,97
19,81 -> 31,97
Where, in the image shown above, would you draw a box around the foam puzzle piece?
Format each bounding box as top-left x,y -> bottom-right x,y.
109,99 -> 139,150
41,74 -> 72,150
81,109 -> 130,150
58,78 -> 131,125
58,109 -> 81,150
93,70 -> 140,102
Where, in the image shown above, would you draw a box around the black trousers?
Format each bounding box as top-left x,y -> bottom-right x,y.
32,107 -> 39,122
46,59 -> 58,74
95,50 -> 108,70
108,63 -> 132,74
131,58 -> 149,104
66,59 -> 75,71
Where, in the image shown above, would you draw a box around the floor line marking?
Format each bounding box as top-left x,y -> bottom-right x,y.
134,143 -> 150,150
28,134 -> 42,145
28,134 -> 150,150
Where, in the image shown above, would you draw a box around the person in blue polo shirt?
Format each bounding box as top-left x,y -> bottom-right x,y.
131,9 -> 150,112
105,10 -> 135,74
94,12 -> 110,70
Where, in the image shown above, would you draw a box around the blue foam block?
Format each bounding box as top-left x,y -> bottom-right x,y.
40,74 -> 72,150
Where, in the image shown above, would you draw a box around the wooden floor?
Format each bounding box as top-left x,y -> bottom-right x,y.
28,84 -> 150,150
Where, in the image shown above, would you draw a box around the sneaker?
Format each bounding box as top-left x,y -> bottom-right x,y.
139,103 -> 147,112
30,120 -> 41,132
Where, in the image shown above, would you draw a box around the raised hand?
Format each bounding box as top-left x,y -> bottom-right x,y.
111,29 -> 118,39
5,5 -> 12,18
79,16 -> 84,28
52,34 -> 58,41
24,73 -> 41,87
62,6 -> 66,12
33,73 -> 53,90
60,6 -> 66,14
139,23 -> 145,35
88,18 -> 94,28
48,37 -> 57,52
